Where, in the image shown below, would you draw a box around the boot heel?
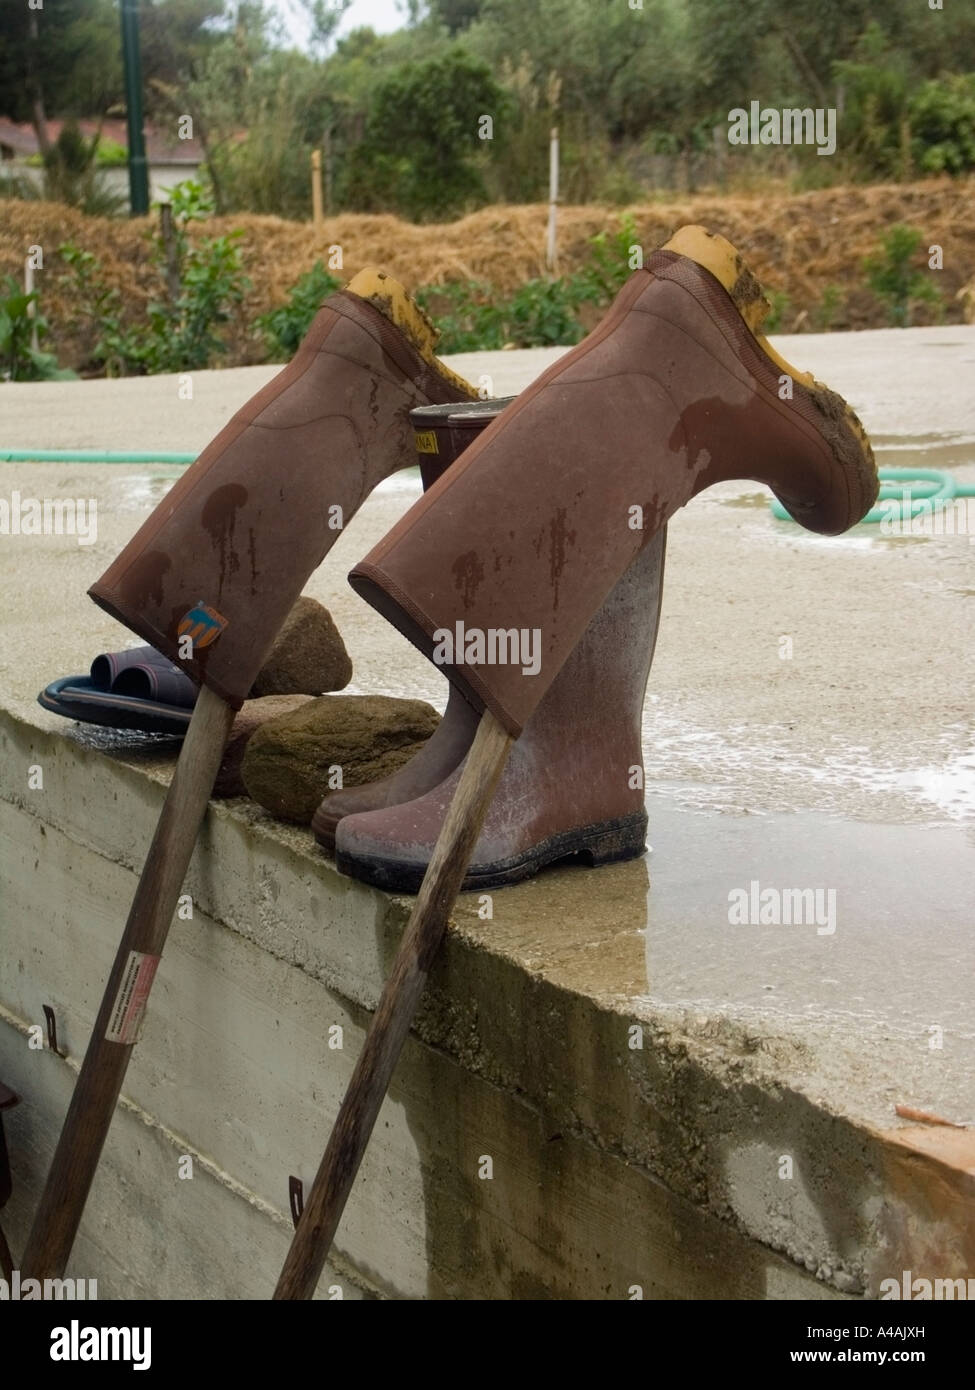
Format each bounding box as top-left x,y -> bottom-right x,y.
576,811 -> 648,868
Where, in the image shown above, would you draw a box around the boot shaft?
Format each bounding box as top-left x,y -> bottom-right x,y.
351,231 -> 875,739
90,283 -> 476,708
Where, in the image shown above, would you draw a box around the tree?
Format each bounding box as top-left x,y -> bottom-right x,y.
297,0 -> 353,55
346,49 -> 506,219
428,0 -> 485,35
0,0 -> 119,152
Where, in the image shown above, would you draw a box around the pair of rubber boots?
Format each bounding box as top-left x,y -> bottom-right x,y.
90,228 -> 877,891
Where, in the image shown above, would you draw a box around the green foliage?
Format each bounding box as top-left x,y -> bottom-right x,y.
862,225 -> 943,327
166,178 -> 214,224
415,282 -> 506,352
57,243 -> 132,375
346,49 -> 506,220
506,278 -> 587,347
416,275 -> 586,352
0,0 -> 120,125
154,228 -> 249,371
93,138 -> 128,167
909,75 -> 975,175
257,262 -> 343,359
4,0 -> 975,221
415,221 -> 645,353
833,24 -> 911,181
428,0 -> 484,35
812,284 -> 845,332
763,290 -> 792,333
572,215 -> 643,303
58,180 -> 250,374
32,121 -> 128,216
0,275 -> 76,382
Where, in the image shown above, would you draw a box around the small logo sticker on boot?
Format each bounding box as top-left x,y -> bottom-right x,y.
414,430 -> 439,455
178,601 -> 229,650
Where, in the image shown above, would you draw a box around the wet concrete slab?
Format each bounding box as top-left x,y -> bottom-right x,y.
2,328 -> 974,1295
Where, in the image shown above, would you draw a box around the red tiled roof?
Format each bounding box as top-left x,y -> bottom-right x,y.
0,117 -> 204,163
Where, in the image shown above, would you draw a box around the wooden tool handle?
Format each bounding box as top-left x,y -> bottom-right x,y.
22,686 -> 235,1281
274,710 -> 513,1300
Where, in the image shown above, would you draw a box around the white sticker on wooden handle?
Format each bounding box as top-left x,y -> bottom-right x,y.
106,950 -> 160,1045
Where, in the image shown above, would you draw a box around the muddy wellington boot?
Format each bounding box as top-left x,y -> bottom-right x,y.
312,401 -> 504,850
88,271 -> 477,708
335,226 -> 877,891
312,399 -> 668,878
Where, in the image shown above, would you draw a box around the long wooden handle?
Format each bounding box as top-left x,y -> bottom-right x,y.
22,685 -> 235,1280
274,709 -> 513,1300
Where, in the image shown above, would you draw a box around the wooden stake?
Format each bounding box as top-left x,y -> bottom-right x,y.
274,710 -> 513,1300
22,686 -> 235,1280
546,126 -> 559,275
311,148 -> 324,245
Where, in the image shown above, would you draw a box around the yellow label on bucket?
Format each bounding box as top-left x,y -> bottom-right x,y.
414,430 -> 439,455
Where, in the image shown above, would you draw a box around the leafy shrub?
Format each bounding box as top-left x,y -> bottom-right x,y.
763,290 -> 792,333
862,224 -> 943,327
58,181 -> 250,374
346,50 -> 507,220
833,25 -> 910,182
40,120 -> 127,216
415,281 -> 506,353
812,284 -> 845,332
909,75 -> 975,175
0,274 -> 76,382
505,278 -> 586,347
571,214 -> 643,304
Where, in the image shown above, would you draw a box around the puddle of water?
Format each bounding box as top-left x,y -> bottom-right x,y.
117,471 -> 184,511
639,801 -> 975,1047
643,705 -> 975,825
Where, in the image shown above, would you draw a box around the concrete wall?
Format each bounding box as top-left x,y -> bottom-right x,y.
2,707 -> 972,1299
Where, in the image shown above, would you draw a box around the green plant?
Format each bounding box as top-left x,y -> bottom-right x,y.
58,181 -> 250,374
833,25 -> 911,182
94,137 -> 128,167
41,120 -> 127,216
763,289 -> 792,333
863,224 -> 943,327
505,278 -> 586,347
909,74 -> 975,175
812,283 -> 845,332
415,281 -> 507,353
0,274 -> 76,381
151,226 -> 249,372
257,261 -> 342,360
572,214 -> 643,305
58,243 -> 134,375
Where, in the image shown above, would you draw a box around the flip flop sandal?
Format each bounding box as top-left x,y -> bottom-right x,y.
38,645 -> 198,736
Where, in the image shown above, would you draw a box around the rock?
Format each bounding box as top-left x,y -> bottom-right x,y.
214,694 -> 316,798
249,597 -> 352,697
241,695 -> 441,824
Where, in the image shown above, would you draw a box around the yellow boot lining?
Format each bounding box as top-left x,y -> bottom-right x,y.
344,267 -> 475,396
661,226 -> 815,387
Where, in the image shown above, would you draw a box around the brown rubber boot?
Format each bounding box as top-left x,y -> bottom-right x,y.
335,227 -> 877,890
88,270 -> 477,709
311,401 -> 508,851
334,526 -> 666,889
348,226 -> 877,744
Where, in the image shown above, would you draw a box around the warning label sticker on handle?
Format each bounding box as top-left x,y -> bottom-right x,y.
106,950 -> 160,1045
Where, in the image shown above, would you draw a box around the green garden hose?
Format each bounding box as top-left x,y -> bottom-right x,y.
769,467 -> 975,524
0,450 -> 195,464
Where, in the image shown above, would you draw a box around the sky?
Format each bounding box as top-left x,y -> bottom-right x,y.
271,0 -> 411,47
